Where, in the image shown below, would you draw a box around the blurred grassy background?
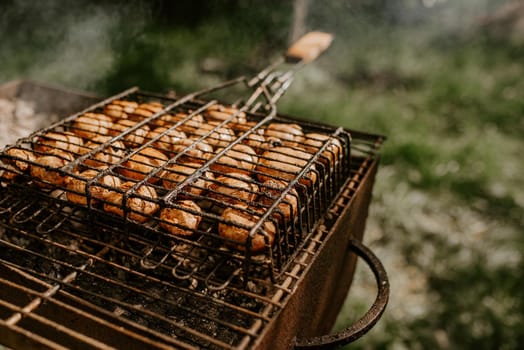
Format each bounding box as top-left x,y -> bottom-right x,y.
1,0 -> 523,348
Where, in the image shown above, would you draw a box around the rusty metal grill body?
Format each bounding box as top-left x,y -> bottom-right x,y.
0,81 -> 384,349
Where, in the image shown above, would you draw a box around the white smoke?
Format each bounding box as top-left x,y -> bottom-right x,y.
26,9 -> 116,89
0,0 -> 150,91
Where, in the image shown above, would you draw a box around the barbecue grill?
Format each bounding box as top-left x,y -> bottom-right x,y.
0,33 -> 388,350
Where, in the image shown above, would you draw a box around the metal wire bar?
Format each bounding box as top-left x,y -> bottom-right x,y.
0,241 -> 256,349
0,273 -> 192,349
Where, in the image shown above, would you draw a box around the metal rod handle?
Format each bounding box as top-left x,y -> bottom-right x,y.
294,239 -> 389,349
188,31 -> 333,113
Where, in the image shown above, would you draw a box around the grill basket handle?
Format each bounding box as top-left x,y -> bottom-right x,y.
285,31 -> 334,63
294,239 -> 389,349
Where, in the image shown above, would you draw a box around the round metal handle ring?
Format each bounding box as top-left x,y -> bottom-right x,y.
294,239 -> 390,349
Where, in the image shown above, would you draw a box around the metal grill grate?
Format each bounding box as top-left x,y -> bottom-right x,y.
0,125 -> 382,349
0,88 -> 352,288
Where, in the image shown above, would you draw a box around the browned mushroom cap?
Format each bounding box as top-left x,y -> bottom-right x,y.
240,133 -> 269,154
4,148 -> 35,172
207,173 -> 259,206
210,144 -> 258,175
162,162 -> 214,197
218,207 -> 275,252
146,127 -> 186,155
172,139 -> 214,164
119,147 -> 168,183
72,113 -> 113,139
0,148 -> 34,182
104,104 -> 128,120
81,135 -> 126,169
108,119 -> 150,148
126,102 -> 163,120
160,200 -> 202,236
34,131 -> 84,155
149,113 -> 172,128
265,123 -> 305,148
190,122 -> 235,148
66,169 -> 101,205
30,151 -> 74,189
256,146 -> 317,186
153,112 -> 204,134
130,108 -> 154,120
303,133 -> 343,167
259,179 -> 299,224
112,100 -> 139,113
0,164 -> 20,182
230,121 -> 264,135
139,102 -> 164,114
103,181 -> 159,223
92,174 -> 121,201
204,104 -> 247,124
65,168 -> 122,204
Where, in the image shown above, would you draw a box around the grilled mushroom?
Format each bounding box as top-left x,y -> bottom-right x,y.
230,121 -> 263,134
162,162 -> 214,197
103,181 -> 159,223
34,131 -> 84,155
66,169 -> 122,205
72,113 -> 113,139
204,104 -> 247,124
146,127 -> 186,155
160,200 -> 202,236
0,164 -> 21,182
66,169 -> 100,205
210,144 -> 258,175
265,123 -> 305,148
112,100 -> 139,113
171,139 -> 214,164
256,146 -> 317,186
130,102 -> 164,120
303,133 -> 343,168
90,173 -> 122,202
108,119 -> 150,148
218,207 -> 276,252
30,151 -> 74,189
0,148 -> 35,181
190,122 -> 235,148
81,135 -> 126,169
104,104 -> 128,119
119,147 -> 168,183
207,173 -> 258,206
139,102 -> 164,114
153,112 -> 203,134
259,179 -> 299,223
132,107 -> 154,119
105,100 -> 147,119
4,148 -> 35,172
241,133 -> 269,154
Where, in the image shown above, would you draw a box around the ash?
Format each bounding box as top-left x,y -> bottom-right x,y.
0,98 -> 58,148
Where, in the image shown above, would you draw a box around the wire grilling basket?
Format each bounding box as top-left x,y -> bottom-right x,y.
0,32 -> 354,289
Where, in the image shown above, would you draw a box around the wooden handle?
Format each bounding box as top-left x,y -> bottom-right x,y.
285,31 -> 334,63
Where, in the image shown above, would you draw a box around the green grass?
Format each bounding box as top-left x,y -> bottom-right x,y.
306,26 -> 524,350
